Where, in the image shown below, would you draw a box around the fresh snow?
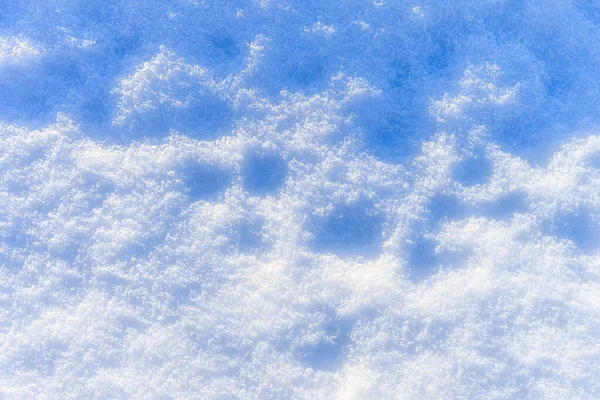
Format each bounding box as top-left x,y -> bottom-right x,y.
2,1 -> 600,398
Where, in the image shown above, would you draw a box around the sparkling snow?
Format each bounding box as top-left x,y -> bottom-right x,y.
2,1 -> 600,398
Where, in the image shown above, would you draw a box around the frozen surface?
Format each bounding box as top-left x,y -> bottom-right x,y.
2,1 -> 600,398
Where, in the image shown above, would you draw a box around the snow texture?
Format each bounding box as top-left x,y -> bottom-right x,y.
2,0 -> 600,398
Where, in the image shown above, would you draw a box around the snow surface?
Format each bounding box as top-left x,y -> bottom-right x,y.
2,0 -> 600,398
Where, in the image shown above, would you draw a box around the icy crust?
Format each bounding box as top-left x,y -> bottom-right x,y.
2,0 -> 600,398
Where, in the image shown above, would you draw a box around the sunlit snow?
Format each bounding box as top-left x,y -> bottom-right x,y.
2,1 -> 600,398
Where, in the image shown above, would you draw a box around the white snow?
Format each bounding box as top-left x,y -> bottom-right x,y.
2,0 -> 600,398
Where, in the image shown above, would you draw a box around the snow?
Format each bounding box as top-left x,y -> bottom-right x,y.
2,0 -> 600,398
